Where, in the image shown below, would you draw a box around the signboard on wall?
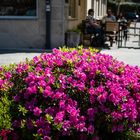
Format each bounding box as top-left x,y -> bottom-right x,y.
46,0 -> 51,12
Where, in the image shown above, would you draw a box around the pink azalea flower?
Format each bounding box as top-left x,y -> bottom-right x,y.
87,124 -> 94,134
54,111 -> 65,124
33,107 -> 42,117
27,85 -> 37,94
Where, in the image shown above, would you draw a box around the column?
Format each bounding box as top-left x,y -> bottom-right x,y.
87,0 -> 92,15
51,0 -> 65,48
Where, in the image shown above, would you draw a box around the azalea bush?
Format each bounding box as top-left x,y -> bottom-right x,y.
0,47 -> 140,140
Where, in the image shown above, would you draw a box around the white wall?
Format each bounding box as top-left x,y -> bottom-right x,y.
87,0 -> 92,15
86,0 -> 107,19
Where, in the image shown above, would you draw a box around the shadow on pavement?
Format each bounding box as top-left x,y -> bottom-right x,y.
0,48 -> 52,54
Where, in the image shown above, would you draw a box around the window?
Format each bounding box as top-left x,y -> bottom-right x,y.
0,0 -> 37,18
65,0 -> 69,3
69,0 -> 76,18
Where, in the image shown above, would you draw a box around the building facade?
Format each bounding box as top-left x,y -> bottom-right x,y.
0,0 -> 107,50
67,0 -> 107,30
89,0 -> 107,19
0,0 -> 46,49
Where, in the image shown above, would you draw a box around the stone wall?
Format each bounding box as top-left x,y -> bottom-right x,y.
51,0 -> 65,48
0,0 -> 46,49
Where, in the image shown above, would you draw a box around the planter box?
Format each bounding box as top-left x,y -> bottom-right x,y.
65,31 -> 81,47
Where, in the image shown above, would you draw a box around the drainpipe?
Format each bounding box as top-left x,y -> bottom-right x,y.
46,0 -> 51,49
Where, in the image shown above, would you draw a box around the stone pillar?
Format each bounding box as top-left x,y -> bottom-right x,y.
99,0 -> 102,18
64,3 -> 69,32
51,0 -> 65,48
102,0 -> 107,17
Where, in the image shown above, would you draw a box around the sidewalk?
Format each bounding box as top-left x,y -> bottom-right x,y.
101,48 -> 140,67
0,52 -> 41,66
0,47 -> 140,67
101,22 -> 140,67
0,23 -> 140,67
0,48 -> 51,66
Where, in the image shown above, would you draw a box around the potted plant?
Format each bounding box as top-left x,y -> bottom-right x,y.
65,27 -> 82,47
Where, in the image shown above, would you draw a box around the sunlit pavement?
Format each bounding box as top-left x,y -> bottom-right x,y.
0,53 -> 41,66
101,48 -> 140,67
0,47 -> 140,67
0,22 -> 140,67
101,22 -> 140,67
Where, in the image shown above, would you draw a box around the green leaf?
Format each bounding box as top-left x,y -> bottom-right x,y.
21,119 -> 26,128
39,87 -> 44,93
53,123 -> 62,131
33,133 -> 42,140
45,114 -> 53,124
18,105 -> 28,116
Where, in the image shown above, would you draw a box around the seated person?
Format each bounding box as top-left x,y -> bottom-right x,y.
101,9 -> 117,46
86,9 -> 102,35
85,9 -> 105,47
102,8 -> 116,24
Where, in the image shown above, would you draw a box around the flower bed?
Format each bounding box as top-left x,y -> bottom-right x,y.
0,47 -> 140,140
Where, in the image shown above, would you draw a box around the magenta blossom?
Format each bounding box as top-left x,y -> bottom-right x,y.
33,107 -> 42,117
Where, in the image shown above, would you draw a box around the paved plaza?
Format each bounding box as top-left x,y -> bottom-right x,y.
0,48 -> 140,67
102,22 -> 140,67
0,22 -> 140,67
101,48 -> 140,67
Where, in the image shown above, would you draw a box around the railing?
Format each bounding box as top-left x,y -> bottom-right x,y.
118,26 -> 140,48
